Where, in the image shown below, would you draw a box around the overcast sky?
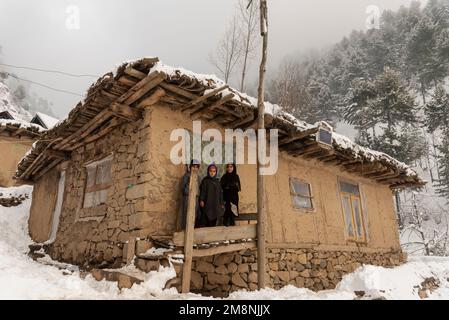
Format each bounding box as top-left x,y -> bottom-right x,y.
0,0 -> 426,118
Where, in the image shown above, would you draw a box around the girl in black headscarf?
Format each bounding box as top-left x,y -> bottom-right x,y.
220,163 -> 241,227
199,164 -> 224,227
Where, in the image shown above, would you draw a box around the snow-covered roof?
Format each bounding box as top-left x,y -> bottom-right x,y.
0,82 -> 32,122
15,57 -> 425,188
30,112 -> 59,130
0,82 -> 46,138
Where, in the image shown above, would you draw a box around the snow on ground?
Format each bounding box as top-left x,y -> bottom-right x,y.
1,185 -> 449,300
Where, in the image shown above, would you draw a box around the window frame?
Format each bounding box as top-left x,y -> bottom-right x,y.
289,177 -> 314,211
82,154 -> 113,210
338,178 -> 367,243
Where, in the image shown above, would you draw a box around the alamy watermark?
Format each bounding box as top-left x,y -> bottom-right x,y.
65,5 -> 80,30
366,5 -> 381,30
170,121 -> 279,175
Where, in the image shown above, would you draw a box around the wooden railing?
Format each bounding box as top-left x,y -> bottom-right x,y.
173,224 -> 257,247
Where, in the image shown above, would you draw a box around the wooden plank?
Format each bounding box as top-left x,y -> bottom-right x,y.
193,242 -> 256,257
53,108 -> 112,150
181,85 -> 229,111
20,139 -> 62,179
110,103 -> 142,121
137,88 -> 166,108
118,71 -> 166,105
43,149 -> 70,160
235,213 -> 258,221
279,127 -> 319,146
124,67 -> 146,80
189,93 -> 234,118
173,224 -> 257,247
230,114 -> 255,129
33,158 -> 63,181
159,82 -> 197,99
66,118 -> 122,151
181,166 -> 199,293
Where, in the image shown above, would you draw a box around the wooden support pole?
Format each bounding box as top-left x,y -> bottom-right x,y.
257,0 -> 268,290
181,166 -> 199,293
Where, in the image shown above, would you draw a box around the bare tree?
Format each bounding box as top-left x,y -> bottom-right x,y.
209,15 -> 241,83
267,58 -> 303,114
238,0 -> 259,92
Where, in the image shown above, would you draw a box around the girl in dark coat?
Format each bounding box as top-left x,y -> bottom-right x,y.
199,164 -> 224,227
220,163 -> 241,227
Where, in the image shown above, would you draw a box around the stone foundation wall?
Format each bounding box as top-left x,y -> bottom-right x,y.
47,109 -> 177,268
189,247 -> 406,297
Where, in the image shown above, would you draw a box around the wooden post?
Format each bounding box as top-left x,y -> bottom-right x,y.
256,0 -> 268,289
181,166 -> 199,293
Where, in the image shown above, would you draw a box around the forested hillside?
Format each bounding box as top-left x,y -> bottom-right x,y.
267,0 -> 449,255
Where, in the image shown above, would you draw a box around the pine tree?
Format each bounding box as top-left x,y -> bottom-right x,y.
343,68 -> 420,164
436,132 -> 449,200
425,85 -> 449,132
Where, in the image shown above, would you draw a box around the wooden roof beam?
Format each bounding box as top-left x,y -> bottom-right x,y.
181,85 -> 229,112
137,87 -> 166,108
43,149 -> 71,160
190,93 -> 235,120
279,127 -> 319,147
110,103 -> 142,121
117,71 -> 166,105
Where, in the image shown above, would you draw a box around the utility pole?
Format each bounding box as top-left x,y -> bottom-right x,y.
255,0 -> 268,290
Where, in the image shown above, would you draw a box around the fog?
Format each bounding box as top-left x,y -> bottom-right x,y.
0,0 -> 425,118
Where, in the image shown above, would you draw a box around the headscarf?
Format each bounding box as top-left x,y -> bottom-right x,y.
221,163 -> 240,190
207,164 -> 218,178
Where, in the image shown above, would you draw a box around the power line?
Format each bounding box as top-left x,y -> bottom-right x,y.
0,62 -> 100,78
5,72 -> 84,97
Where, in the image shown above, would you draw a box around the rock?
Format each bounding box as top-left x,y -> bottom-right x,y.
215,265 -> 228,275
191,271 -> 203,289
268,262 -> 279,271
197,261 -> 215,273
135,240 -> 152,255
289,271 -> 299,280
207,273 -> 230,285
293,263 -> 304,272
249,283 -> 258,291
237,263 -> 249,273
125,184 -> 146,200
214,253 -> 234,266
250,263 -> 258,271
320,260 -> 327,268
296,277 -> 305,288
227,262 -> 238,274
91,269 -> 105,281
117,273 -> 142,290
134,258 -> 160,272
234,254 -> 243,264
297,253 -> 308,264
276,271 -> 290,283
299,269 -> 310,278
418,289 -> 428,299
354,291 -> 365,298
248,271 -> 258,283
231,273 -> 248,288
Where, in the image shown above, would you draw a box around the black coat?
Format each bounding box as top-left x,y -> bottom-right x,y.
220,172 -> 241,205
199,175 -> 224,221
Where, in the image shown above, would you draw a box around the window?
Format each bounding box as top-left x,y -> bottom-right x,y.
339,181 -> 366,242
289,178 -> 313,210
83,155 -> 112,209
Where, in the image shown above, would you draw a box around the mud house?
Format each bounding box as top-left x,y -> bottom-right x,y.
0,84 -> 45,187
17,57 -> 425,296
